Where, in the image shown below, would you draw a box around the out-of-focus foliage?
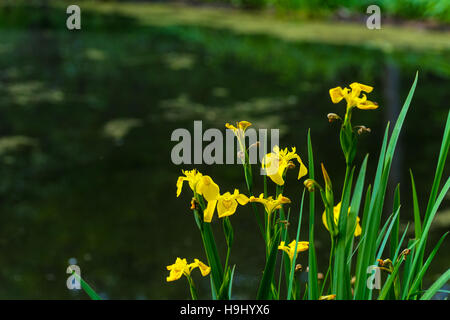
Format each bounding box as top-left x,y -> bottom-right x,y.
198,0 -> 450,22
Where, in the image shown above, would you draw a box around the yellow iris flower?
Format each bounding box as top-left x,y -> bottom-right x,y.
322,202 -> 362,237
176,170 -> 219,201
262,146 -> 308,186
249,193 -> 291,216
204,189 -> 249,222
176,169 -> 202,197
166,257 -> 210,282
329,82 -> 378,110
176,170 -> 222,222
278,240 -> 309,261
225,121 -> 252,135
225,121 -> 252,155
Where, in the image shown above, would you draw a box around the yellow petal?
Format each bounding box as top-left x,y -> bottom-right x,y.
278,246 -> 290,258
268,171 -> 285,186
166,269 -> 183,282
262,152 -> 279,175
166,258 -> 188,282
354,216 -> 362,237
357,100 -> 379,110
235,193 -> 249,206
297,158 -> 308,180
217,197 -> 238,218
268,159 -> 288,186
329,87 -> 346,104
197,176 -> 220,201
276,195 -> 291,205
238,121 -> 252,132
350,82 -> 373,94
225,123 -> 237,132
291,240 -> 309,253
322,210 -> 330,232
176,177 -> 186,197
333,202 -> 342,224
194,259 -> 211,277
203,199 -> 217,223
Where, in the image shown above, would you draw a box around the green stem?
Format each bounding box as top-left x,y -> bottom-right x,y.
224,243 -> 232,275
186,275 -> 198,300
321,235 -> 336,296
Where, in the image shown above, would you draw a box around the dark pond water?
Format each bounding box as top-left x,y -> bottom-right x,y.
0,4 -> 448,299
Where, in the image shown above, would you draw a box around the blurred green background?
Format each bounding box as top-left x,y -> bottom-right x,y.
0,0 -> 448,299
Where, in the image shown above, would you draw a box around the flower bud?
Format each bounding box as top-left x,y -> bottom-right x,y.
327,113 -> 341,123
304,179 -> 316,192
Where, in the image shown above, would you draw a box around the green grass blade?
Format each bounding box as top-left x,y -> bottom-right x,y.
409,170 -> 422,239
414,111 -> 450,291
228,265 -> 236,300
378,258 -> 404,300
393,222 -> 410,263
347,174 -> 370,273
389,184 -> 401,259
376,207 -> 400,263
277,210 -> 291,297
402,239 -> 417,297
375,212 -> 393,255
354,73 -> 418,300
344,155 -> 368,295
423,111 -> 450,228
307,129 -> 319,300
402,176 -> 450,298
354,125 -> 389,299
384,72 -> 418,165
257,228 -> 282,300
201,223 -> 224,298
408,232 -> 449,299
420,269 -> 450,300
347,156 -> 368,246
378,239 -> 417,300
71,272 -> 102,300
287,190 -> 305,300
334,167 -> 354,299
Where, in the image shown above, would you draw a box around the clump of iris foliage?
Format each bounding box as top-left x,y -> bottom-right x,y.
165,73 -> 450,300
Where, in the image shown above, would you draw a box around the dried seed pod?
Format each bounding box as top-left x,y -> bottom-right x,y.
355,125 -> 371,135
